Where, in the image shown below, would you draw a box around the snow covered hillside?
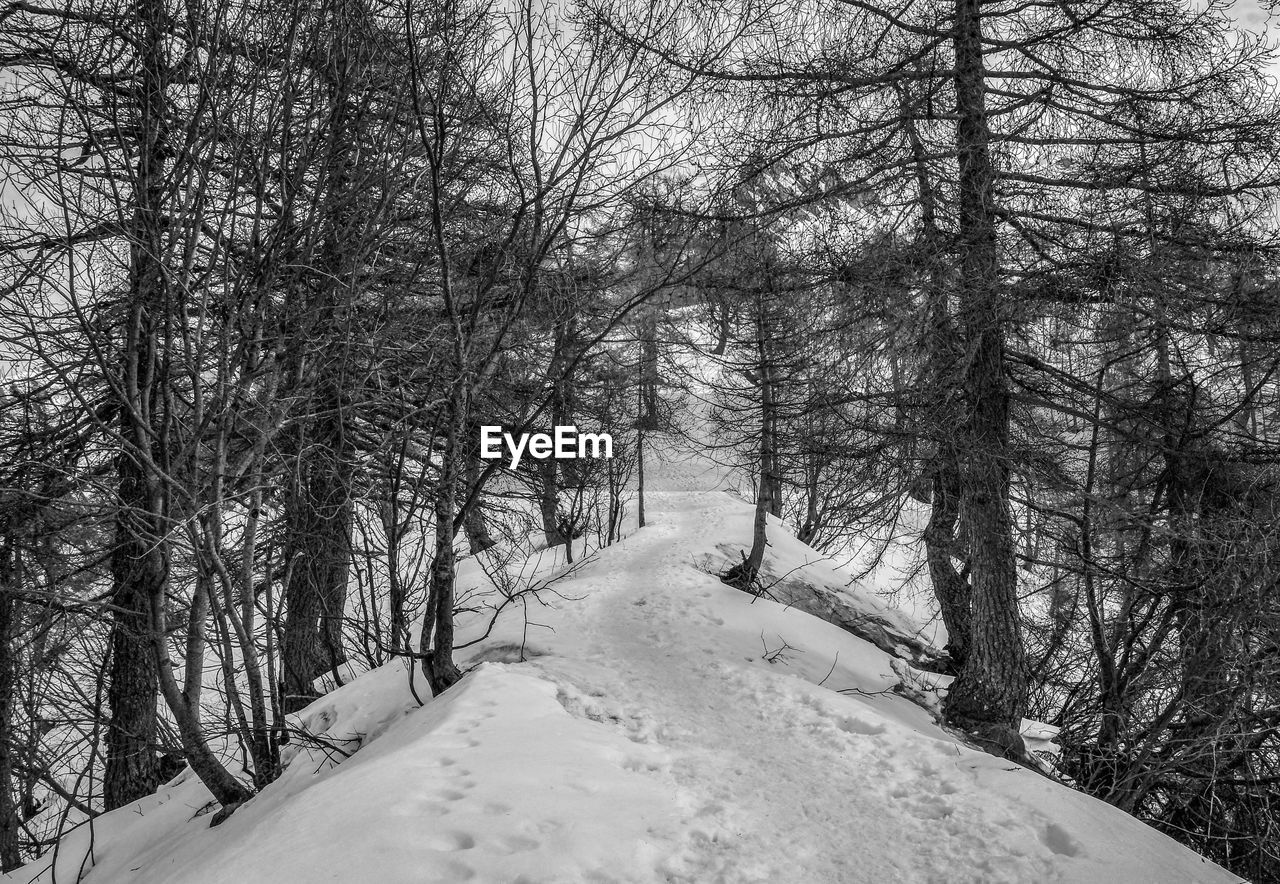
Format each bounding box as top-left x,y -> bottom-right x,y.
4,446 -> 1241,884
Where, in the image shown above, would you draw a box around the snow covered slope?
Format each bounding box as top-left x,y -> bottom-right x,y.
5,446 -> 1242,884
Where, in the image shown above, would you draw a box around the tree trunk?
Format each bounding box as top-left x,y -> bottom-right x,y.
463,456 -> 496,554
636,427 -> 646,529
636,308 -> 657,530
724,291 -> 777,590
281,428 -> 353,713
942,0 -> 1027,733
104,456 -> 162,811
762,392 -> 783,520
536,457 -> 563,550
110,0 -> 254,812
639,309 -> 660,429
421,396 -> 465,695
103,0 -> 172,801
280,0 -> 372,712
903,79 -> 972,672
796,453 -> 821,547
924,461 -> 970,669
712,296 -> 730,356
236,486 -> 279,788
149,571 -> 253,809
0,535 -> 21,871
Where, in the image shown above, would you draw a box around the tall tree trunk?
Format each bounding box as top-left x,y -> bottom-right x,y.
0,535 -> 21,871
724,290 -> 777,590
942,0 -> 1027,734
103,0 -> 172,803
904,80 -> 972,671
105,456 -> 162,810
280,0 -> 372,712
112,0 -> 252,812
539,315 -> 579,550
1159,333 -> 1243,802
281,423 -> 353,713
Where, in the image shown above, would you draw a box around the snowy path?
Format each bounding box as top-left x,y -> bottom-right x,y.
527,490 -> 1070,883
7,463 -> 1242,884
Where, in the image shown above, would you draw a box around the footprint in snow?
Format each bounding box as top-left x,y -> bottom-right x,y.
837,716 -> 887,737
420,858 -> 477,883
1039,822 -> 1082,857
422,830 -> 476,852
492,834 -> 540,856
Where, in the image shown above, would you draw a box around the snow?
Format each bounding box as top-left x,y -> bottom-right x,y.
5,440 -> 1243,884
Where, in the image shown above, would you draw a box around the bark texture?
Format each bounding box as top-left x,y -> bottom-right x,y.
942,0 -> 1027,733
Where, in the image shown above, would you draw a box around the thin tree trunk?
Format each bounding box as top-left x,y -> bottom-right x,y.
712,297 -> 730,356
925,461 -> 970,669
763,388 -> 783,520
636,427 -> 646,529
148,581 -> 253,809
537,457 -> 562,550
796,451 -> 821,547
421,396 -> 465,695
238,486 -> 278,788
639,309 -> 660,428
724,290 -> 777,590
636,309 -> 655,530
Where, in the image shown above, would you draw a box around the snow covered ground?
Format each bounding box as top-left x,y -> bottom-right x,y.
4,442 -> 1243,884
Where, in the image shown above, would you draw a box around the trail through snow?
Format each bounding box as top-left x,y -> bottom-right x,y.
5,447 -> 1242,884
515,487 -> 1230,883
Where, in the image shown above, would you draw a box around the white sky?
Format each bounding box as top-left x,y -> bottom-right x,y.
1234,0 -> 1277,33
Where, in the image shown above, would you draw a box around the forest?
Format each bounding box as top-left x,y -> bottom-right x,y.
1,0 -> 1280,881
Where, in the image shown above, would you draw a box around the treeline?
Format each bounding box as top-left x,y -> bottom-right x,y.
2,0 -> 1280,881
615,0 -> 1280,879
0,0 -> 708,863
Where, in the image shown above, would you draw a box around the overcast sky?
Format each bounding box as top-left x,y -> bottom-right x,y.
1235,0 -> 1276,33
